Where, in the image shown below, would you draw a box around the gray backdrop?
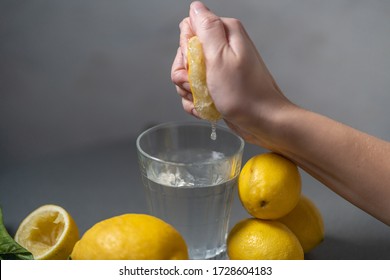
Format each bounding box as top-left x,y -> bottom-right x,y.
1,0 -> 390,259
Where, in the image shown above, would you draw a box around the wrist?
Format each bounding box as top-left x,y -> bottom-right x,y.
251,99 -> 302,153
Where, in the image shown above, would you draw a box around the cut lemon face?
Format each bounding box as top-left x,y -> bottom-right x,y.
14,204 -> 79,260
187,36 -> 221,121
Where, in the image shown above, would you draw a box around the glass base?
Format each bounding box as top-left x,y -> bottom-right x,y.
204,250 -> 227,260
190,246 -> 227,260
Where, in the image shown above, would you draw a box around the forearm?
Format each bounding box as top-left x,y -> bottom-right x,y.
173,1 -> 389,224
269,106 -> 390,225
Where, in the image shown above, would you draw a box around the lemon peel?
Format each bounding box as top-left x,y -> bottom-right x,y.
238,152 -> 301,219
187,36 -> 221,121
71,213 -> 188,260
14,204 -> 79,260
278,195 -> 325,253
227,218 -> 304,260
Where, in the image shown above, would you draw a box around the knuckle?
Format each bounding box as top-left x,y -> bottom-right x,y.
229,18 -> 242,26
199,15 -> 223,31
231,18 -> 244,30
171,70 -> 187,85
171,69 -> 180,83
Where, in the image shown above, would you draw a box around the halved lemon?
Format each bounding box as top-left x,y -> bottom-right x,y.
187,36 -> 221,121
14,204 -> 79,260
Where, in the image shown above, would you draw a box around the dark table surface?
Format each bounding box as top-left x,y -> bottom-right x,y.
1,137 -> 389,260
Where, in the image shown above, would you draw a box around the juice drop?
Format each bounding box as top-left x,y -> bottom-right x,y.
210,121 -> 217,141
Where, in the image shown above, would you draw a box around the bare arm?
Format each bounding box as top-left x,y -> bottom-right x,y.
171,1 -> 390,225
269,106 -> 390,225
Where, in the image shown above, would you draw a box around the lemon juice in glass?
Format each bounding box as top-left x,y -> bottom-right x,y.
136,121 -> 244,260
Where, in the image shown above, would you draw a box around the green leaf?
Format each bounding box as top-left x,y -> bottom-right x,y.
0,207 -> 34,260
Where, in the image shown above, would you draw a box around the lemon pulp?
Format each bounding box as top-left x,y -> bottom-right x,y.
14,204 -> 79,260
187,36 -> 221,140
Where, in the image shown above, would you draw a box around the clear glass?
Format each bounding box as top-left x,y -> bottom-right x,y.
136,121 -> 244,260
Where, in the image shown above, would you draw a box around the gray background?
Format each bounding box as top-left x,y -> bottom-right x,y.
1,0 -> 390,259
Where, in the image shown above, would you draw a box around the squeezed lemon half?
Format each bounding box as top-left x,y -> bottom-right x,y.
14,204 -> 79,260
187,36 -> 221,122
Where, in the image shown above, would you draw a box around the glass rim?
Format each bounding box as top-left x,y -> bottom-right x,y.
136,120 -> 245,166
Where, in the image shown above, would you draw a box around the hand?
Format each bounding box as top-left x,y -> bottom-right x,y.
171,1 -> 293,147
172,2 -> 390,225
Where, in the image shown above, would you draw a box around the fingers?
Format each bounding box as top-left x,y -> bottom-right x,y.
219,17 -> 249,56
182,97 -> 200,119
179,17 -> 193,68
172,47 -> 196,118
173,1 -> 238,120
174,2 -> 234,91
171,47 -> 191,96
176,85 -> 192,101
189,1 -> 228,55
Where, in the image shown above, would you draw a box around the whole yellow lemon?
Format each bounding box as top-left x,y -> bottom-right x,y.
238,152 -> 301,219
227,218 -> 304,260
71,213 -> 188,260
278,195 -> 325,253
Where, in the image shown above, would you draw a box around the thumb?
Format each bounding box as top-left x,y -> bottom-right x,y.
189,1 -> 228,55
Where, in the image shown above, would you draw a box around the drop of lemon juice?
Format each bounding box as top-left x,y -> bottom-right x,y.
210,121 -> 217,141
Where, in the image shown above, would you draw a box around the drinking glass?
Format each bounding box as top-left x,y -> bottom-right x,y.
136,121 -> 244,260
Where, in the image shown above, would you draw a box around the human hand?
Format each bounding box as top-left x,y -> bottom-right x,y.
172,2 -> 390,226
171,1 -> 294,146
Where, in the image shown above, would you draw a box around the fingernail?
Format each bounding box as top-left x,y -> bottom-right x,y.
186,92 -> 193,101
191,108 -> 200,118
191,1 -> 208,15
